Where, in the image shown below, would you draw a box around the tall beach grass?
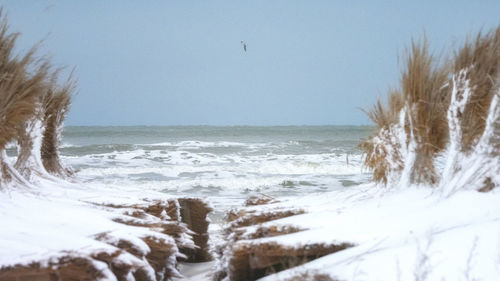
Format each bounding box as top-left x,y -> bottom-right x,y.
0,9 -> 74,187
361,26 -> 500,192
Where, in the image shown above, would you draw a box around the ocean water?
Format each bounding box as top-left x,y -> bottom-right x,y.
61,126 -> 373,220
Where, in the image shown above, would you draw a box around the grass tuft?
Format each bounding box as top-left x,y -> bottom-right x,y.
41,75 -> 75,176
0,8 -> 75,185
361,27 -> 500,187
453,26 -> 500,151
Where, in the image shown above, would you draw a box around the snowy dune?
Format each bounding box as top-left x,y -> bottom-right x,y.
225,186 -> 500,281
0,176 -> 213,280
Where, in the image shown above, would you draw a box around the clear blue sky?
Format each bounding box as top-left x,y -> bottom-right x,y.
1,1 -> 499,126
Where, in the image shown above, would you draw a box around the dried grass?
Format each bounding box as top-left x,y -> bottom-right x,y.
359,88 -> 407,184
453,26 -> 500,151
0,8 -> 76,184
0,11 -> 48,151
401,39 -> 450,184
363,89 -> 405,131
0,10 -> 51,186
41,76 -> 74,176
358,31 -> 500,185
14,121 -> 42,179
14,70 -> 61,179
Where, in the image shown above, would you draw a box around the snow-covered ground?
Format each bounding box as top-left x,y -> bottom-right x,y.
0,176 -> 196,279
3,178 -> 500,281
173,262 -> 215,281
219,184 -> 500,281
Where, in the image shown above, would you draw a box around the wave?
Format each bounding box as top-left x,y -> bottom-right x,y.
59,129 -> 370,207
66,146 -> 369,202
139,140 -> 249,148
59,143 -> 81,148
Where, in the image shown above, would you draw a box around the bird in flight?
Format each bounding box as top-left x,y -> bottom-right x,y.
241,40 -> 247,52
44,4 -> 56,12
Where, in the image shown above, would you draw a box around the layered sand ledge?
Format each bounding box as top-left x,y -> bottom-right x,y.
213,187 -> 500,281
0,180 -> 212,281
2,183 -> 500,281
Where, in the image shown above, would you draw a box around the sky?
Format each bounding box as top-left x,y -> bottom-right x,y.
0,1 -> 499,126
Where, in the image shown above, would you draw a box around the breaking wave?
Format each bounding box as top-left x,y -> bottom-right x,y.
61,126 -> 372,209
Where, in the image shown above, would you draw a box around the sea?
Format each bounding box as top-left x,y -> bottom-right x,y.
61,126 -> 373,222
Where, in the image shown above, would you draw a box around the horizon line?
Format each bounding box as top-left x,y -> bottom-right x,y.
64,124 -> 374,128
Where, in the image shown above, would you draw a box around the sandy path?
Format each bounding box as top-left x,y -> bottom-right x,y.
173,261 -> 216,281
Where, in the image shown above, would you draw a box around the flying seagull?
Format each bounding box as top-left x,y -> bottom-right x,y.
44,4 -> 56,12
240,40 -> 247,52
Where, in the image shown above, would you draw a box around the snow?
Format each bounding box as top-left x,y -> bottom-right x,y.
3,159 -> 499,281
236,67 -> 497,280
1,75 -> 498,280
173,262 -> 216,281
0,176 -> 184,269
243,185 -> 500,281
439,74 -> 500,196
2,152 -> 499,281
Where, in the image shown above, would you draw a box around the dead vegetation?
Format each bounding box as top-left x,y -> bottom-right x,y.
402,40 -> 450,184
40,77 -> 74,177
361,39 -> 450,185
359,90 -> 406,184
0,9 -> 74,186
0,10 -> 51,185
453,27 -> 500,151
0,10 -> 218,280
361,26 -> 500,190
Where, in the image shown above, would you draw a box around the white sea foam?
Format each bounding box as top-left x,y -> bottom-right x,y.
70,149 -> 363,176
59,143 -> 81,148
60,126 -> 371,211
142,140 -> 250,149
65,150 -> 368,212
